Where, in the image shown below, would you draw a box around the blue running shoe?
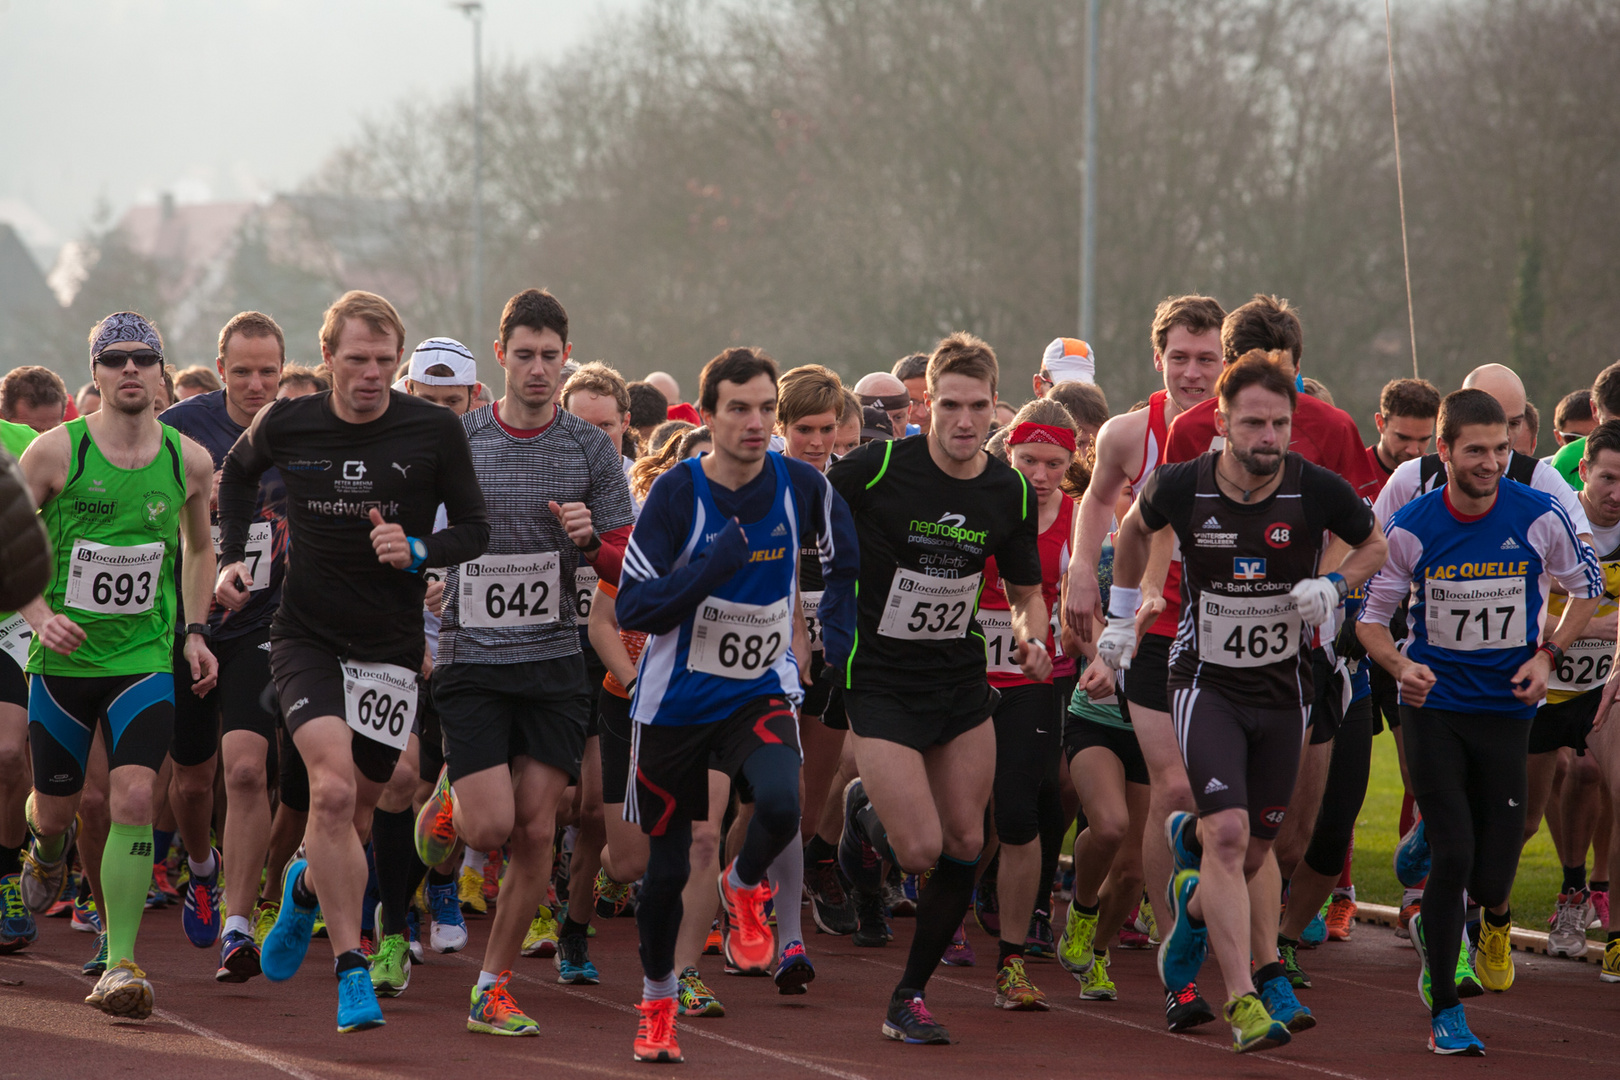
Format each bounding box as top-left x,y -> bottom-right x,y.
555,932 -> 600,985
427,880 -> 468,953
1428,1003 -> 1484,1055
1258,974 -> 1316,1033
216,929 -> 261,983
837,780 -> 883,895
1157,869 -> 1208,993
1165,811 -> 1202,875
1395,819 -> 1430,888
0,873 -> 38,953
336,966 -> 386,1032
182,847 -> 223,948
262,858 -> 318,982
774,939 -> 815,995
1299,900 -> 1328,947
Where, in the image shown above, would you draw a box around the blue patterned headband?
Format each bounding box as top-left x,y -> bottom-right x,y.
89,311 -> 163,360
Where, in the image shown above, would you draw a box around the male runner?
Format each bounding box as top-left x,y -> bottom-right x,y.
1368,379 -> 1441,490
1063,293 -> 1226,1029
1361,388 -> 1601,1054
892,353 -> 930,436
1552,390 -> 1597,450
215,290 -> 489,1032
415,289 -> 634,1033
17,312 -> 219,1018
830,332 -> 1050,1045
158,311 -> 288,977
0,420 -> 43,955
617,347 -> 857,1062
1100,350 -> 1384,1052
1034,338 -> 1098,398
1550,362 -> 1620,492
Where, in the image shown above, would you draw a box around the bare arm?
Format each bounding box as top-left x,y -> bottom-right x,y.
587,585 -> 638,690
178,438 -> 219,695
16,429 -> 83,654
1065,411 -> 1144,639
1007,580 -> 1053,683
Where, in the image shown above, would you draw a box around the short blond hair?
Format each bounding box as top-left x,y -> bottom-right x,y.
563,361 -> 631,417
175,365 -> 222,394
927,331 -> 999,396
777,364 -> 846,428
319,290 -> 404,357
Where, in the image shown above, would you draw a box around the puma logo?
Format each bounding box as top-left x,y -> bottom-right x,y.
391,462 -> 410,478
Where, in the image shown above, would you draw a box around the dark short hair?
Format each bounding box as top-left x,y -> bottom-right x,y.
1216,349 -> 1297,411
1438,388 -> 1507,446
1222,294 -> 1302,366
626,381 -> 669,428
1379,377 -> 1440,420
1556,389 -> 1594,429
499,288 -> 569,348
1046,380 -> 1109,432
1151,294 -> 1227,355
1,365 -> 68,419
1584,420 -> 1620,463
218,310 -> 286,362
699,347 -> 778,414
891,353 -> 929,382
1592,362 -> 1620,420
927,332 -> 998,396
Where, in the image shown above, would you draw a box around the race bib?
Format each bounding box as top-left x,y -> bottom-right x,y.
978,608 -> 1023,675
687,595 -> 792,679
0,613 -> 32,669
341,660 -> 417,751
1548,638 -> 1616,694
801,590 -> 825,652
573,564 -> 599,621
62,540 -> 164,615
877,569 -> 981,641
1199,592 -> 1301,669
212,522 -> 273,593
1425,577 -> 1526,651
459,553 -> 560,629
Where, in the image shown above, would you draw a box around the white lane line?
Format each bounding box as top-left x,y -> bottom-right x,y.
453,953 -> 874,1080
855,957 -> 1384,1080
32,958 -> 329,1080
1314,970 -> 1620,1041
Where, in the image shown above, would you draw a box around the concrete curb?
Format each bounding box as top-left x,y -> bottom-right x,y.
1354,900 -> 1605,965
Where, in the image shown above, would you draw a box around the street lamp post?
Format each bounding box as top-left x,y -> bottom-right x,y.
453,2 -> 484,342
1079,0 -> 1098,342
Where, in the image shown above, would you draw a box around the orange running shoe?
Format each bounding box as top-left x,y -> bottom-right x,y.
1325,896 -> 1356,941
413,766 -> 458,868
482,851 -> 503,905
717,859 -> 776,975
633,996 -> 682,1063
704,920 -> 723,956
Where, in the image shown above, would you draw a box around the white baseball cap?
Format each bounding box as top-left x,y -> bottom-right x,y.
1042,338 -> 1096,385
405,337 -> 478,385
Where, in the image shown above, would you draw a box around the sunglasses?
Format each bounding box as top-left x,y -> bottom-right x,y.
94,350 -> 163,369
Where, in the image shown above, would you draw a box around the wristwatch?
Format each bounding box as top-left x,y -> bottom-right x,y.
1537,640 -> 1565,666
183,622 -> 212,640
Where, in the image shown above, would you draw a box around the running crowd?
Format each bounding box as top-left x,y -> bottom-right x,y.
1,286 -> 1618,1061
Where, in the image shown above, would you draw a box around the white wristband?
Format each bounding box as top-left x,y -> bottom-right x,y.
1107,586 -> 1142,620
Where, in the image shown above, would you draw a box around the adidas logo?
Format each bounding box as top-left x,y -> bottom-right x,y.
1204,777 -> 1228,794
771,523 -> 788,537
1500,537 -> 1520,550
1202,516 -> 1221,529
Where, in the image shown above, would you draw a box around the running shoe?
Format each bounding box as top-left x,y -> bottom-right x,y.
1058,901 -> 1098,976
0,873 -> 37,953
555,931 -> 600,984
804,858 -> 858,936
717,859 -> 776,975
1600,937 -> 1620,982
774,939 -> 815,995
413,766 -> 458,867
1278,938 -> 1312,989
1428,1003 -> 1485,1056
941,921 -> 975,966
86,959 -> 153,1020
1414,912 -> 1433,1007
1395,818 -> 1430,888
1225,993 -> 1290,1054
262,858 -> 318,982
593,867 -> 633,920
704,920 -> 723,955
1325,895 -> 1356,941
216,928 -> 261,983
370,932 -> 411,997
1299,900 -> 1328,947
20,815 -> 77,913
1025,910 -> 1056,959
82,931 -> 108,976
182,846 -> 223,948
973,874 -> 1001,937
883,992 -> 951,1044
521,905 -> 560,958
147,862 -> 180,909
1258,974 -> 1315,1032
337,966 -> 385,1032
482,850 -> 502,905
71,894 -> 101,934
1591,887 -> 1609,930
851,886 -> 889,948
1164,982 -> 1216,1031
468,972 -> 538,1035
676,966 -> 724,1016
1080,951 -> 1116,1000
633,996 -> 682,1062
1165,810 -> 1201,874
1476,917 -> 1514,991
1396,898 -> 1420,942
425,880 -> 467,953
458,866 -> 487,915
1157,869 -> 1207,992
1137,897 -> 1159,942
836,779 -> 883,893
993,956 -> 1048,1011
886,871 -> 916,918
405,909 -> 423,964
253,900 -> 279,948
1548,890 -> 1594,958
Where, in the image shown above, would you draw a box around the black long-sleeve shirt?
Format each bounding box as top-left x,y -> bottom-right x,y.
218,390 -> 488,661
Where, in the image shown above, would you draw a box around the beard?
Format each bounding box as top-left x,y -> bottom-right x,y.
1230,444 -> 1282,478
1451,467 -> 1501,500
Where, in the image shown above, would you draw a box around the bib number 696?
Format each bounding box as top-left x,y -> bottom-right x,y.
356,689 -> 411,739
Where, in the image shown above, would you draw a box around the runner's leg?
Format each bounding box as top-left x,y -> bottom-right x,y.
482,756 -> 571,975
291,716 -> 377,956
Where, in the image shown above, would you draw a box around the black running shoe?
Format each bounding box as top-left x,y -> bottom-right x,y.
852,887 -> 888,948
1278,938 -> 1312,989
805,859 -> 858,936
1165,982 -> 1216,1031
883,991 -> 951,1044
837,780 -> 883,894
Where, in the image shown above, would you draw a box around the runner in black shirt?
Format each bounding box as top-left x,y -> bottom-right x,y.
214,291 -> 488,1034
1099,351 -> 1383,1053
827,333 -> 1047,1046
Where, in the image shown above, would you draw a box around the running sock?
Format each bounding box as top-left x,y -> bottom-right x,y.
643,971 -> 678,1002
1483,907 -> 1511,928
767,834 -> 805,945
997,940 -> 1022,969
462,848 -> 487,874
0,843 -> 21,877
334,949 -> 367,975
560,916 -> 590,940
1074,899 -> 1099,917
188,849 -> 217,881
804,834 -> 837,866
427,868 -> 455,888
1563,865 -> 1588,894
102,822 -> 153,966
371,808 -> 420,936
224,914 -> 252,938
476,969 -> 499,990
1255,961 -> 1286,987
898,852 -> 979,995
291,866 -> 318,909
637,824 -> 693,985
1591,879 -> 1609,894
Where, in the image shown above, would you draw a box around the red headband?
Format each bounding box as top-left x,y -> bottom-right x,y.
1007,422 -> 1076,452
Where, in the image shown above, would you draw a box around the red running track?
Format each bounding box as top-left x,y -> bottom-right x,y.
3,898 -> 1616,1079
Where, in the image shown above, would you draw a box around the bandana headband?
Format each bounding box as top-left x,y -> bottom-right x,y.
1007,422 -> 1076,452
89,312 -> 163,360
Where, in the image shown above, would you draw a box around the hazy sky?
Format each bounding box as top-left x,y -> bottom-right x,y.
0,0 -> 627,262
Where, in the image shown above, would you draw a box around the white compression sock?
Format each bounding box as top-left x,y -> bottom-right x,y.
767,840 -> 805,946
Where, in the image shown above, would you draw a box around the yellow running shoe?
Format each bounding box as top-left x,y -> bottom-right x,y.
1057,901 -> 1098,976
521,905 -> 559,958
1080,950 -> 1116,1000
1477,918 -> 1514,992
253,900 -> 279,948
459,866 -> 488,915
86,959 -> 154,1019
993,956 -> 1048,1011
1600,938 -> 1620,983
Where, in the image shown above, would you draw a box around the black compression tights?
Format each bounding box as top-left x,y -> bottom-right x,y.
637,821 -> 693,981
1400,705 -> 1531,1013
372,809 -> 427,937
735,744 -> 803,885
1303,698 -> 1375,877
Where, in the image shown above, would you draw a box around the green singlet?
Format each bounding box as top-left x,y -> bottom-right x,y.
0,417 -> 37,461
27,416 -> 187,677
1551,436 -> 1585,493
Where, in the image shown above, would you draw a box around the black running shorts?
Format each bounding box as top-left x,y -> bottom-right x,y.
630,695 -> 800,836
29,671 -> 173,796
597,690 -> 634,806
1529,692 -> 1599,755
1063,709 -> 1148,786
0,640 -> 26,709
171,626 -> 277,767
433,653 -> 591,783
269,635 -> 414,785
1119,633 -> 1171,715
844,679 -> 996,751
1171,684 -> 1307,840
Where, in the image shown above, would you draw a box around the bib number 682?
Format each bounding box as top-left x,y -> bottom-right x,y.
719,631 -> 782,672
356,689 -> 411,739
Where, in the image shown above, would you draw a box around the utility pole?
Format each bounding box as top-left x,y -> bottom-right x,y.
1079,0 -> 1099,341
453,2 -> 484,341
